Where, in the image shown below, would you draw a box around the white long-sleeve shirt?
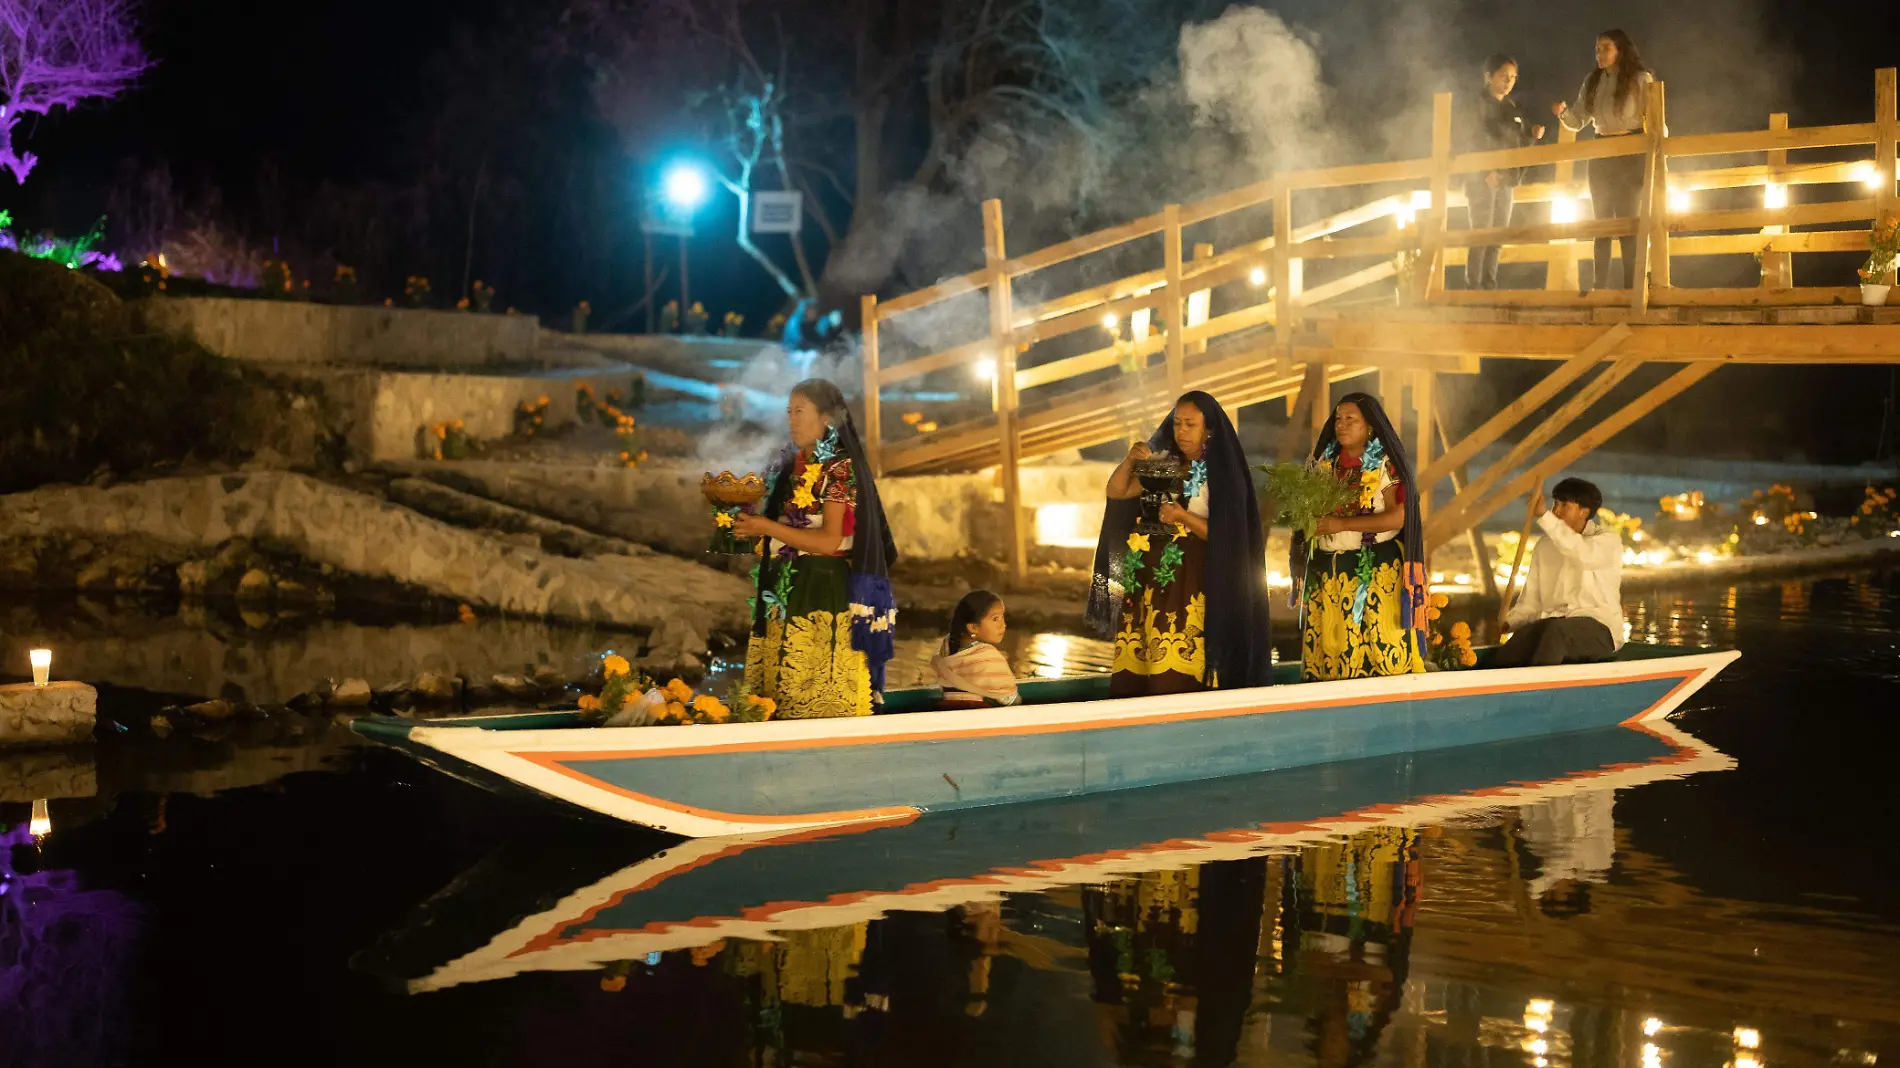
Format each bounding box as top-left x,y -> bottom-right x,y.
1507,513 -> 1626,648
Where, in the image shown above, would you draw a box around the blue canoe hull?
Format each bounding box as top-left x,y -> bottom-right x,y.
355,646 -> 1738,838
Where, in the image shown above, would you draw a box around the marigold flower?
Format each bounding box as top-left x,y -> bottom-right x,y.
1450,621 -> 1471,640
578,695 -> 601,711
1430,593 -> 1450,609
714,510 -> 734,528
602,654 -> 632,679
663,677 -> 695,704
1459,648 -> 1478,667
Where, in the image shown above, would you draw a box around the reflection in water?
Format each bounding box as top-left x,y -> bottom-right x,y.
2,569 -> 1898,1068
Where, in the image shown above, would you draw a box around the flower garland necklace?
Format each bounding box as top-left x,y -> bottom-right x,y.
1320,438 -> 1387,514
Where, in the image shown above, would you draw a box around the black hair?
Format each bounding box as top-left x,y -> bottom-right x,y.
1552,477 -> 1604,515
947,589 -> 1004,654
1483,53 -> 1517,80
1583,29 -> 1648,111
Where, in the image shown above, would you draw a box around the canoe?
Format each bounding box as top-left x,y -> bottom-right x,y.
351,643 -> 1738,838
361,720 -> 1733,992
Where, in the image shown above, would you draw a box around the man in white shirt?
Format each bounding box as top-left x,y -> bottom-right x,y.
1493,478 -> 1625,668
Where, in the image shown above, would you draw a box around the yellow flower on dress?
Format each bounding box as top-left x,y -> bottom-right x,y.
790,485 -> 816,509
1174,522 -> 1188,537
602,654 -> 631,679
1127,532 -> 1151,552
714,510 -> 735,528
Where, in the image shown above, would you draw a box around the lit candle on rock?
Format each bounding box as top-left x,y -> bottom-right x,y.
29,648 -> 52,687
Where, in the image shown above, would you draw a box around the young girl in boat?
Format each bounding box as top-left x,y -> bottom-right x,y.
932,590 -> 1020,709
731,379 -> 899,717
1088,391 -> 1275,695
1296,392 -> 1428,680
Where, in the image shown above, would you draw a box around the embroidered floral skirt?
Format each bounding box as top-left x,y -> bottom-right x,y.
1301,540 -> 1426,681
1110,534 -> 1207,696
745,556 -> 874,718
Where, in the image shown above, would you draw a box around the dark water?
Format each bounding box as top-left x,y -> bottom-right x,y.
4,572 -> 1899,1068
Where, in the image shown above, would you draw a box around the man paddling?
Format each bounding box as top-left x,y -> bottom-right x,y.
1495,478 -> 1625,667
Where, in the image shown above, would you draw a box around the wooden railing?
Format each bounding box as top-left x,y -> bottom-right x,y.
863,68 -> 1899,578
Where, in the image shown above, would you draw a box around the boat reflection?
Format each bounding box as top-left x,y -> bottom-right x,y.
366,721 -> 1730,1004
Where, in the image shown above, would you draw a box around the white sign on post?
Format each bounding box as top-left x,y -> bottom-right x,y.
751,191 -> 803,234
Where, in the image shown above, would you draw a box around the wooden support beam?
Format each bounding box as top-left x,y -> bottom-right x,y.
1325,321 -> 1900,363
1432,362 -> 1722,542
860,294 -> 882,476
1412,370 -> 1436,518
1433,404 -> 1498,599
1427,356 -> 1644,541
1163,204 -> 1187,396
1379,369 -> 1404,445
1283,360 -> 1328,460
1187,241 -> 1214,356
1272,182 -> 1295,352
982,199 -> 1027,584
1423,92 -> 1455,300
1879,68 -> 1898,226
1761,113 -> 1794,290
1548,125 -> 1580,293
1418,324 -> 1632,485
1633,81 -> 1669,309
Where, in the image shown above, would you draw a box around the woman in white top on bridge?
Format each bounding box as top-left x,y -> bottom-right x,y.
1553,28 -> 1656,294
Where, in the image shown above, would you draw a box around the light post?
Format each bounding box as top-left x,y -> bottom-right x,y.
645,162 -> 710,331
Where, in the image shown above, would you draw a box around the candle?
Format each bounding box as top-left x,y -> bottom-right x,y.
30,798 -> 51,840
29,648 -> 51,687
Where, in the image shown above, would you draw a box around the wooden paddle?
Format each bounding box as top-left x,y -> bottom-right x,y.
1497,489 -> 1543,634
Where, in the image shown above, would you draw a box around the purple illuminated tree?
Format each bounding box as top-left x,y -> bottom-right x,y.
0,0 -> 149,184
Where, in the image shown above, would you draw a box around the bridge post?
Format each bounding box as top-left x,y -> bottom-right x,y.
1272,181 -> 1296,351
860,294 -> 882,476
1163,204 -> 1187,395
1761,114 -> 1794,290
1188,242 -> 1214,356
1422,92 -> 1454,301
1629,80 -> 1667,312
1878,69 -> 1897,226
1548,126 -> 1581,293
982,199 -> 1028,584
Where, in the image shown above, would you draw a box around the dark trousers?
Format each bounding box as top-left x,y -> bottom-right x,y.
1587,150 -> 1645,290
1492,616 -> 1616,668
1464,179 -> 1515,289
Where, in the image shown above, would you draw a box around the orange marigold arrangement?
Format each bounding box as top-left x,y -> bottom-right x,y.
1426,595 -> 1478,669
580,653 -> 774,726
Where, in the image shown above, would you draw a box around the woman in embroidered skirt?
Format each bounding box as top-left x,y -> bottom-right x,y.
1295,392 -> 1428,680
1087,391 -> 1274,696
732,379 -> 899,717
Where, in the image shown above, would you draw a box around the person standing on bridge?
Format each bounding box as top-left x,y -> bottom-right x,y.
1464,54 -> 1546,290
732,378 -> 898,717
1296,393 -> 1428,680
1088,391 -> 1274,695
1553,29 -> 1656,293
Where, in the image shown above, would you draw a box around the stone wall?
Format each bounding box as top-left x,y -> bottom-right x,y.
140,296 -> 540,367
296,368 -> 586,463
0,473 -> 751,634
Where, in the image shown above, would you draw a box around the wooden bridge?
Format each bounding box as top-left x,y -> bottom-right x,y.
860,70 -> 1900,581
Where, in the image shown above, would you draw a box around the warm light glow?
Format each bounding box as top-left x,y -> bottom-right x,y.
1530,1040 -> 1549,1056
1854,162 -> 1881,190
1667,187 -> 1691,213
1034,504 -> 1099,548
29,647 -> 51,687
1102,312 -> 1120,331
1268,570 -> 1291,588
1753,514 -> 1768,525
975,358 -> 997,382
1431,571 -> 1446,583
1535,1060 -> 1548,1068
1696,550 -> 1717,565
1130,308 -> 1152,340
1764,183 -> 1788,210
1643,1044 -> 1663,1068
1528,1018 -> 1549,1033
1551,197 -> 1580,225
1736,1056 -> 1761,1068
1526,998 -> 1555,1017
1736,1029 -> 1761,1050
1395,207 -> 1416,230
1410,190 -> 1432,210
1644,1018 -> 1664,1037
29,798 -> 50,840
1454,573 -> 1472,586
1249,266 -> 1268,287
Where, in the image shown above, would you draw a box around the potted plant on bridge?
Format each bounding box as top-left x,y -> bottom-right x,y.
1860,215 -> 1897,306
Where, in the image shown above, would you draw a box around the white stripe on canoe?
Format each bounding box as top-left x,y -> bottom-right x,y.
408,651 -> 1738,837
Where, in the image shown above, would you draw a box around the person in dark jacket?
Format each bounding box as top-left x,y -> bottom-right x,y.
1464,54 -> 1545,290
